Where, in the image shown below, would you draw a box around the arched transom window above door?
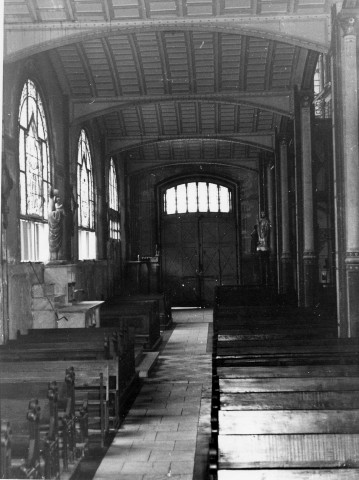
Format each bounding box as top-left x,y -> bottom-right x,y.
163,181 -> 232,215
19,78 -> 50,262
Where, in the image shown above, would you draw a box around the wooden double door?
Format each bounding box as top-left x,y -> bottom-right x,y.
161,213 -> 239,306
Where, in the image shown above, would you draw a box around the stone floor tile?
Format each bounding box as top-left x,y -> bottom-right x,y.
170,461 -> 197,475
136,440 -> 175,450
174,440 -> 198,451
149,450 -> 195,462
121,461 -> 172,475
155,430 -> 198,441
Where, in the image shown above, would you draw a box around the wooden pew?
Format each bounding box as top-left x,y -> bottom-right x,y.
210,289 -> 358,479
114,293 -> 172,330
18,325 -> 131,359
101,299 -> 161,350
215,285 -> 279,306
1,367 -> 89,474
211,370 -> 359,479
1,420 -> 11,479
214,338 -> 359,367
1,392 -> 59,479
21,324 -> 137,417
0,358 -> 136,447
214,365 -> 359,411
0,337 -> 111,361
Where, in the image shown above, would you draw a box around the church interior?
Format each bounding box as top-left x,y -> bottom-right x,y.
2,0 -> 359,478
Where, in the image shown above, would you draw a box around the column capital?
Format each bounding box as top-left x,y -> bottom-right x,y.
345,252 -> 359,265
340,16 -> 357,36
278,135 -> 289,147
303,252 -> 316,265
299,94 -> 313,109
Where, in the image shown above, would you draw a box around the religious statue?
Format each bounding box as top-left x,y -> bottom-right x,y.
48,187 -> 65,261
257,211 -> 271,252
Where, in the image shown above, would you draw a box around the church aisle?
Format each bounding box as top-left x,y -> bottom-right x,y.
93,309 -> 213,480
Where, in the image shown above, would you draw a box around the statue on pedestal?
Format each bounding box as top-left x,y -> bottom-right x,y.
257,211 -> 271,252
48,188 -> 65,261
254,211 -> 271,285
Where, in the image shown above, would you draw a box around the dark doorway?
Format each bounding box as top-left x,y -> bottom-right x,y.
161,212 -> 238,306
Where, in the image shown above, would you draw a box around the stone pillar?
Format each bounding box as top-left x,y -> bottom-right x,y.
341,17 -> 359,336
300,94 -> 316,307
279,137 -> 292,294
267,161 -> 276,285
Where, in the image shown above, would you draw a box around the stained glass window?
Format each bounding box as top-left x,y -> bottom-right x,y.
77,129 -> 96,259
108,158 -> 121,240
19,79 -> 50,262
163,181 -> 232,214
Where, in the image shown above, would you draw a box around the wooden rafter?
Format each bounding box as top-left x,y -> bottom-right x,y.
136,105 -> 146,135
184,31 -> 197,94
156,32 -> 172,95
127,33 -> 147,95
240,36 -> 248,91
214,32 -> 221,93
75,43 -> 97,97
63,0 -> 76,21
27,0 -> 40,22
101,0 -> 114,21
155,104 -> 164,136
175,102 -> 183,135
264,40 -> 275,91
101,37 -> 122,97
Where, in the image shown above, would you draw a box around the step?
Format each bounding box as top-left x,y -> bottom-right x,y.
136,351 -> 159,378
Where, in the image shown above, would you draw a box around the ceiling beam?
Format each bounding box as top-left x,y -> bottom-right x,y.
71,92 -> 292,123
106,133 -> 275,155
4,14 -> 331,63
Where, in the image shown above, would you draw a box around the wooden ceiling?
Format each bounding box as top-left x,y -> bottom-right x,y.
4,0 -> 332,23
4,0 -> 329,168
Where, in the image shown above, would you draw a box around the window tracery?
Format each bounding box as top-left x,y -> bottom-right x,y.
77,129 -> 96,259
108,158 -> 121,241
19,79 -> 50,262
163,181 -> 232,215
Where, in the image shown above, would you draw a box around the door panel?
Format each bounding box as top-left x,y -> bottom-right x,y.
161,213 -> 238,306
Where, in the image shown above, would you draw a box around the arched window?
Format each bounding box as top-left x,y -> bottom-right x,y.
163,181 -> 232,215
19,79 -> 50,262
77,129 -> 96,260
108,158 -> 121,240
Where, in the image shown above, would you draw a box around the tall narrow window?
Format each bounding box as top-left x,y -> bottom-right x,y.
77,129 -> 96,260
163,181 -> 232,215
314,54 -> 332,119
19,79 -> 50,262
108,158 -> 121,240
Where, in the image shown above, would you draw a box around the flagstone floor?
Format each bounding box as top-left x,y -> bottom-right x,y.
93,308 -> 213,480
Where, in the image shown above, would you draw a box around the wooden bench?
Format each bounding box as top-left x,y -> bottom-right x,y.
1,335 -> 112,361
1,386 -> 59,479
215,285 -> 280,306
101,300 -> 161,350
210,293 -> 357,480
20,324 -> 137,415
211,371 -> 359,479
0,362 -> 113,449
18,325 -> 133,360
1,420 -> 11,478
213,365 -> 359,411
113,293 -> 172,330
